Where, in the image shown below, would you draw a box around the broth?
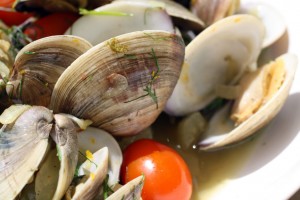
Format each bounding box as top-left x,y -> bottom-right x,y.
151,113 -> 260,199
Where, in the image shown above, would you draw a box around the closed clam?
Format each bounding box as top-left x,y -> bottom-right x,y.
50,30 -> 185,136
8,35 -> 92,106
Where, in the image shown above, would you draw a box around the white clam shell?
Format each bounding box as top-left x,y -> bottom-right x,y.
199,53 -> 298,151
78,127 -> 122,186
239,2 -> 286,48
0,106 -> 53,200
165,14 -> 264,116
72,147 -> 109,200
65,1 -> 174,45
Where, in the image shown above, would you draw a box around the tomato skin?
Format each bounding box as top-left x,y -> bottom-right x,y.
121,139 -> 192,200
0,10 -> 33,26
0,0 -> 15,8
24,13 -> 79,40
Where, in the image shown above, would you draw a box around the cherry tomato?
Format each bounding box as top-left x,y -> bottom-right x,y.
0,10 -> 33,26
0,0 -> 15,8
121,139 -> 192,200
24,13 -> 79,40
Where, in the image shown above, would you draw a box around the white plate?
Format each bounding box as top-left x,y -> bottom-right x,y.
202,0 -> 300,199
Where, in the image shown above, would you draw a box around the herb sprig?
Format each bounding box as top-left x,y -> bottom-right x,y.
103,174 -> 114,199
79,8 -> 134,17
125,48 -> 160,108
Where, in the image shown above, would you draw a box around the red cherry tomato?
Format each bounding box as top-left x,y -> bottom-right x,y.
121,139 -> 192,200
0,0 -> 33,26
24,13 -> 79,40
0,0 -> 15,7
0,10 -> 33,26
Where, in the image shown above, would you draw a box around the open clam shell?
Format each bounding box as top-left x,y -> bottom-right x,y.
65,0 -> 174,45
191,0 -> 240,27
9,35 -> 92,106
69,147 -> 109,200
78,127 -> 122,186
50,30 -> 185,136
114,0 -> 204,31
106,175 -> 144,200
199,53 -> 297,151
34,114 -> 79,200
0,106 -> 53,200
165,14 -> 264,116
239,2 -> 286,48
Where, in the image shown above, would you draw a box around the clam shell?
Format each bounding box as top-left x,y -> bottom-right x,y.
106,175 -> 144,200
35,114 -> 80,200
165,14 -> 264,116
114,0 -> 204,31
65,0 -> 174,45
9,35 -> 92,106
199,53 -> 298,151
71,147 -> 109,200
78,127 -> 122,186
191,0 -> 240,27
0,106 -> 53,199
51,114 -> 79,200
239,2 -> 286,48
50,30 -> 185,135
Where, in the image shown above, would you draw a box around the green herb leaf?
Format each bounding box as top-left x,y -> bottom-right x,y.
103,174 -> 114,199
24,51 -> 36,55
79,8 -> 134,17
78,150 -> 98,168
124,48 -> 160,108
200,98 -> 227,120
56,145 -> 62,161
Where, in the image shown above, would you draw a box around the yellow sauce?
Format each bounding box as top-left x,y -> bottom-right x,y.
151,113 -> 260,200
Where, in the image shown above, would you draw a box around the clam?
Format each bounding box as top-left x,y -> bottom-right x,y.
7,30 -> 184,136
191,0 -> 240,27
199,53 -> 297,150
165,13 -> 297,151
65,0 -> 175,45
238,2 -> 286,48
66,147 -> 109,200
7,35 -> 92,106
165,14 -> 265,116
114,0 -> 204,31
50,30 -> 184,135
0,105 -> 125,199
78,127 -> 123,186
0,106 -> 53,200
106,175 -> 144,200
50,114 -> 79,200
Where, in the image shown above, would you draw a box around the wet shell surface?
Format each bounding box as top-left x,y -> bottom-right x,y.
50,30 -> 185,136
65,0 -> 174,45
9,35 -> 92,106
114,0 -> 204,31
238,2 -> 286,48
199,53 -> 297,151
165,14 -> 265,116
191,0 -> 240,26
0,106 -> 53,200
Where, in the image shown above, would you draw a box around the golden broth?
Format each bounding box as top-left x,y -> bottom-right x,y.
151,113 -> 260,200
